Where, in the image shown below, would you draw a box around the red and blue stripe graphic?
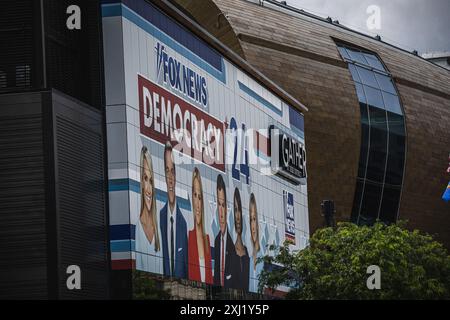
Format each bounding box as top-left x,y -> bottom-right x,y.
108,178 -> 192,270
254,130 -> 271,162
110,224 -> 136,270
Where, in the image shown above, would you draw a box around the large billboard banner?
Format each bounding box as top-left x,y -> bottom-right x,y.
103,0 -> 309,294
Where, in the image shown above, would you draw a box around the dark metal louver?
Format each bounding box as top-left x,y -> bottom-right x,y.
0,0 -> 103,108
0,1 -> 42,91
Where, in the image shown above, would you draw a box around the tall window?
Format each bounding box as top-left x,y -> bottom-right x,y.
337,44 -> 406,225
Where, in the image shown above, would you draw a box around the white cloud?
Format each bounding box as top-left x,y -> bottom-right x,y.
283,0 -> 450,53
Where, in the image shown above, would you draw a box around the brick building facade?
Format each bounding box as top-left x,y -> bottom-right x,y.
173,0 -> 450,247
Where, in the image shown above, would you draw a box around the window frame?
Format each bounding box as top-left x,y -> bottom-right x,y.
336,43 -> 407,225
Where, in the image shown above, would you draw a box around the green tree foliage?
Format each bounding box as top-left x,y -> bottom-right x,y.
133,270 -> 171,300
258,222 -> 450,299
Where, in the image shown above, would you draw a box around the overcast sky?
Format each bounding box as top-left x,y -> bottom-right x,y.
284,0 -> 450,54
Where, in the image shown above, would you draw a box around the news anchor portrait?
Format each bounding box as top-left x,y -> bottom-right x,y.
213,174 -> 235,288
188,167 -> 213,284
160,141 -> 188,278
135,146 -> 162,274
249,193 -> 263,293
230,188 -> 250,291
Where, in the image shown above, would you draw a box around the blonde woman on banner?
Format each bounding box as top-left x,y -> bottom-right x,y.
188,168 -> 213,284
135,146 -> 163,274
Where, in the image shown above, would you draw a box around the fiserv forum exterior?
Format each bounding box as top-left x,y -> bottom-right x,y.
0,0 -> 308,299
0,0 -> 448,299
172,0 -> 450,248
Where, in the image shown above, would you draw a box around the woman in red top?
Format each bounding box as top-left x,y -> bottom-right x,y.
188,168 -> 213,284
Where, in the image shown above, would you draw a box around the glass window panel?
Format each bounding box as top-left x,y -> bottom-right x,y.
379,186 -> 401,223
366,106 -> 388,182
363,53 -> 386,72
358,102 -> 370,178
347,48 -> 368,65
348,64 -> 361,82
360,102 -> 370,126
356,66 -> 379,88
385,132 -> 405,187
369,106 -> 388,138
387,112 -> 406,137
342,45 -> 406,228
351,179 -> 364,223
338,46 -> 351,60
375,73 -> 397,94
385,112 -> 406,187
382,92 -> 402,115
359,181 -> 383,225
364,85 -> 384,109
354,82 -> 366,103
366,139 -> 388,182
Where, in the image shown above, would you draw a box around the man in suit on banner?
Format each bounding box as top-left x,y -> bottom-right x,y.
160,142 -> 188,278
213,174 -> 235,288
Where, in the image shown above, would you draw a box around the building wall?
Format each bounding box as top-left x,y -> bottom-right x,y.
239,41 -> 360,231
172,0 -> 246,59
0,92 -> 49,299
0,1 -> 109,299
52,91 -> 110,299
103,0 -> 309,297
174,0 -> 450,247
398,84 -> 450,246
0,90 -> 110,299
